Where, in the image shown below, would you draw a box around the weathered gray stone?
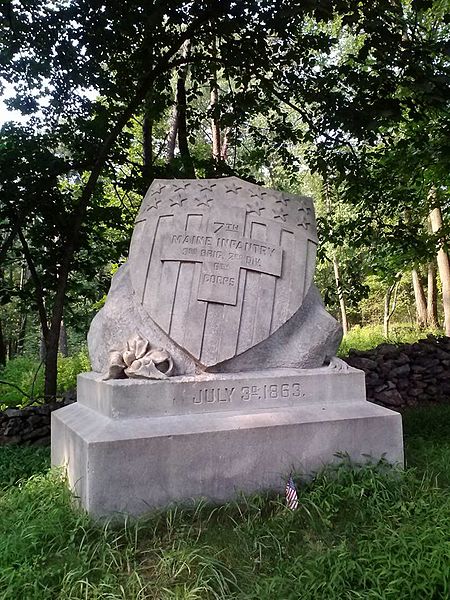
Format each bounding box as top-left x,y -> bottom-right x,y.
390,364 -> 410,378
52,177 -> 404,516
88,177 -> 341,375
76,365 -> 366,419
374,389 -> 404,407
346,357 -> 377,371
5,408 -> 23,418
52,370 -> 403,517
88,264 -> 198,377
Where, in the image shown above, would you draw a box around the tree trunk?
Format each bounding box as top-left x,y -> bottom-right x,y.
39,330 -> 46,362
430,204 -> 450,335
332,255 -> 348,336
0,220 -> 20,264
16,265 -> 28,355
58,319 -> 68,357
383,276 -> 401,337
166,40 -> 192,165
412,268 -> 428,328
0,269 -> 6,364
166,40 -> 193,174
221,127 -> 229,161
210,37 -> 221,165
166,105 -> 178,163
210,84 -> 221,162
176,70 -> 195,177
16,314 -> 27,355
427,260 -> 439,328
0,319 -> 6,366
142,111 -> 153,183
44,331 -> 59,399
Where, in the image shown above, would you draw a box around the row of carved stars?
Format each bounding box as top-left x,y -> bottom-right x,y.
146,181 -> 313,228
246,200 -> 312,229
148,180 -> 311,207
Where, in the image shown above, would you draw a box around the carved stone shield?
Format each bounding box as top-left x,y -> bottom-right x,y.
127,177 -> 318,368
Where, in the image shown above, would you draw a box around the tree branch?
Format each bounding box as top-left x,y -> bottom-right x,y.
48,8 -> 223,341
0,221 -> 20,263
0,380 -> 31,400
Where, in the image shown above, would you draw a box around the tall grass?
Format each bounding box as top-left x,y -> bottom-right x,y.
1,405 -> 450,599
338,324 -> 442,356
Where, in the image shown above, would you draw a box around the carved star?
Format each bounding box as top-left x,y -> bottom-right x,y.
246,201 -> 265,216
173,182 -> 190,193
297,207 -> 311,229
276,195 -> 290,207
224,181 -> 242,195
170,194 -> 187,208
198,183 -> 217,194
150,184 -> 166,197
272,207 -> 288,222
196,197 -> 213,208
146,198 -> 162,211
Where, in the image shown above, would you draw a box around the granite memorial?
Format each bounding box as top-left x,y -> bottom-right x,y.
51,177 -> 404,516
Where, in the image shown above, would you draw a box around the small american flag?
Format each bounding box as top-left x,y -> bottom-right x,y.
285,475 -> 298,510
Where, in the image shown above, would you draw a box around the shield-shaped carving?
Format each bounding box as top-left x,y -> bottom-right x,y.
127,177 -> 318,368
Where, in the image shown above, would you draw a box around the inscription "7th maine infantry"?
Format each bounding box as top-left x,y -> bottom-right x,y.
161,228 -> 283,305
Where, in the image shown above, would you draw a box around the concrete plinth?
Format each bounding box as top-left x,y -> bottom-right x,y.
51,366 -> 404,517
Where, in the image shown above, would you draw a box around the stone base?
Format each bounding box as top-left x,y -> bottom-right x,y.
51,367 -> 404,517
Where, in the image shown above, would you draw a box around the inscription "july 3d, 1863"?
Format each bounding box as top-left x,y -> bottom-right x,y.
180,381 -> 305,407
160,227 -> 283,305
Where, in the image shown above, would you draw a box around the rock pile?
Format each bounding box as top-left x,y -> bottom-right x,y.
344,335 -> 450,409
0,395 -> 75,446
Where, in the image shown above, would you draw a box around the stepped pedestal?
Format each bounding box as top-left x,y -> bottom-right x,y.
51,365 -> 403,517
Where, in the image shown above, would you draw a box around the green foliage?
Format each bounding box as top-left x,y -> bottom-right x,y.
357,274 -> 416,326
1,0 -> 449,396
56,351 -> 91,396
0,446 -> 49,490
1,406 -> 450,599
404,404 -> 450,487
0,356 -> 44,406
337,324 -> 442,356
0,350 -> 90,408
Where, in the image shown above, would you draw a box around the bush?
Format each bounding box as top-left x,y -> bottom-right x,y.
0,349 -> 91,408
0,356 -> 44,407
56,351 -> 91,395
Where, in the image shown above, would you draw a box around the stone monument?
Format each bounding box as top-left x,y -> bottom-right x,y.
51,177 -> 404,516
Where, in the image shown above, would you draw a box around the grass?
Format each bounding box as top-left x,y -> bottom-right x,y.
337,323 -> 442,356
1,405 -> 449,599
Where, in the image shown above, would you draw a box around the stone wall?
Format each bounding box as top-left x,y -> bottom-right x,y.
344,335 -> 450,409
0,397 -> 74,446
1,336 -> 449,445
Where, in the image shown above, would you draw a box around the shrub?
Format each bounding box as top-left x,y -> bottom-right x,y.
56,350 -> 91,395
0,349 -> 91,408
0,356 -> 44,407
